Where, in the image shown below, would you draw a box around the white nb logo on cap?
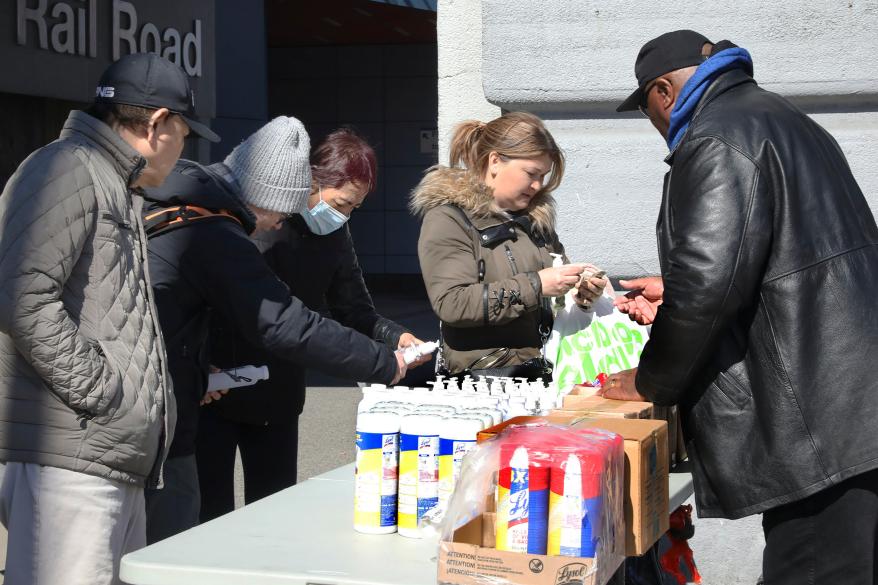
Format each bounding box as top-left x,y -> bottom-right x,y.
96,86 -> 115,98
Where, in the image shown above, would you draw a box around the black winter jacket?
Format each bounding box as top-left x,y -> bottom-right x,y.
205,216 -> 407,425
143,161 -> 398,457
636,70 -> 878,519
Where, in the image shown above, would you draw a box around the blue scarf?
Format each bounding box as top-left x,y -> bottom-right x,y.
666,47 -> 754,150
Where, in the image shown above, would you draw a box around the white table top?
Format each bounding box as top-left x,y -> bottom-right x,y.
121,475 -> 438,585
310,463 -> 358,483
121,464 -> 693,585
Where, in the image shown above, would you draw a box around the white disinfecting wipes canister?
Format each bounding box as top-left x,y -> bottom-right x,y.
397,414 -> 444,538
438,417 -> 485,511
354,412 -> 402,534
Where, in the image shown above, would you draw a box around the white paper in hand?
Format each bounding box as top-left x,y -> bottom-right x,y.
207,365 -> 269,392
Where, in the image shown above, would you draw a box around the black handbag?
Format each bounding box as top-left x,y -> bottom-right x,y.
438,348 -> 553,382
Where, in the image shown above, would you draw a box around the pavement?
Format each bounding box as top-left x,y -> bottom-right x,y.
0,283 -> 764,584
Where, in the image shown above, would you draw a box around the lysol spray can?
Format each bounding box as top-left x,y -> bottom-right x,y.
548,453 -> 585,555
354,412 -> 401,534
497,446 -> 528,552
548,449 -> 604,557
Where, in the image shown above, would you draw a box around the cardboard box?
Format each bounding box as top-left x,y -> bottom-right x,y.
444,418 -> 628,584
573,418 -> 669,556
476,413 -> 595,443
438,512 -> 624,585
566,384 -> 598,396
560,395 -> 654,419
476,416 -> 543,443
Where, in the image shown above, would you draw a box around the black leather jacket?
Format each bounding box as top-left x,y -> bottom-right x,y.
206,216 -> 407,425
636,70 -> 878,519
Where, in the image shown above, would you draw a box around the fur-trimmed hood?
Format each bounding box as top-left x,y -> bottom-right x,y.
409,165 -> 556,235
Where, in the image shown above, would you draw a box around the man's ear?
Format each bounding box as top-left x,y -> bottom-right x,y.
655,78 -> 676,112
146,108 -> 171,143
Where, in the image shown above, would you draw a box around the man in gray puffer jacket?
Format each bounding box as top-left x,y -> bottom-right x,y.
0,53 -> 219,585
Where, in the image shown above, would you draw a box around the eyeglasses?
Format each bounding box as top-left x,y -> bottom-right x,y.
638,80 -> 659,117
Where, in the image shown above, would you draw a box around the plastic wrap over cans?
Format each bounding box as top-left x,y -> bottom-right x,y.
438,423 -> 625,585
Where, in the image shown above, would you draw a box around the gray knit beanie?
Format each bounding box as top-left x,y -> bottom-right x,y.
222,116 -> 312,214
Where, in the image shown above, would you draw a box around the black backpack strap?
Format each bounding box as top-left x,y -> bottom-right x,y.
143,205 -> 243,239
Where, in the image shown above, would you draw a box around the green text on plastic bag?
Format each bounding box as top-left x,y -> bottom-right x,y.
553,321 -> 648,388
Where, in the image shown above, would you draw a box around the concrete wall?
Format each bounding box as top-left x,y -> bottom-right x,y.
438,0 -> 878,276
437,0 -> 500,164
268,43 -> 438,274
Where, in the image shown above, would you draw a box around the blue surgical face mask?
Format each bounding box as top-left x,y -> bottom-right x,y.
300,188 -> 349,235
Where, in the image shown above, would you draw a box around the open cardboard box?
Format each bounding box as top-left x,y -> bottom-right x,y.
476,414 -> 595,443
573,418 -> 669,556
558,395 -> 654,419
473,415 -> 670,557
439,491 -> 625,585
439,516 -> 624,585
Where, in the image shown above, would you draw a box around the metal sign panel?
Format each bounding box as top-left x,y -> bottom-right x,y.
1,0 -> 215,117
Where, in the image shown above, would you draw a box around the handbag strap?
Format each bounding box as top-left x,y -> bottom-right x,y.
444,204 -> 488,330
440,204 -> 554,373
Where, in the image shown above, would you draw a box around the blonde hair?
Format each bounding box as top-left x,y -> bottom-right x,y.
448,111 -> 565,196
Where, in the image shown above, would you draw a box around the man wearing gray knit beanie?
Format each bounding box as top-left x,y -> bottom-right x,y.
139,115 -> 406,543
211,116 -> 312,231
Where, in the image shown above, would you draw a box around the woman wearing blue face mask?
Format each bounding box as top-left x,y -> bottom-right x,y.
196,128 -> 430,521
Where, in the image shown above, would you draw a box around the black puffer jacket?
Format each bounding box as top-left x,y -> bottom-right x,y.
144,161 -> 398,457
205,216 -> 407,425
635,69 -> 878,519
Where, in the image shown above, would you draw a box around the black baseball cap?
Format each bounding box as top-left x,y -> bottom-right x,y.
616,30 -> 712,112
95,52 -> 220,143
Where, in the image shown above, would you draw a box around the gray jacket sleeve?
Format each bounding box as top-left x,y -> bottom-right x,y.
0,147 -> 121,415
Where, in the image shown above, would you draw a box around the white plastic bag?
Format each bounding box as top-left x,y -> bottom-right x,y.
545,282 -> 650,391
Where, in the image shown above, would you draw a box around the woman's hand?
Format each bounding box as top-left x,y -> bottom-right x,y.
573,265 -> 608,308
397,333 -> 432,368
538,264 -> 585,297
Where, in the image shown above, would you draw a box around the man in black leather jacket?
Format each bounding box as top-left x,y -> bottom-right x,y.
605,30 -> 878,583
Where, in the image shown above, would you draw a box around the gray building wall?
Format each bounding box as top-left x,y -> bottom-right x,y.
437,0 -> 499,164
267,43 -> 438,274
440,0 -> 878,278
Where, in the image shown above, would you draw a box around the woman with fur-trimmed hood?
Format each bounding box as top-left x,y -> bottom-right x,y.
409,112 -> 608,377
